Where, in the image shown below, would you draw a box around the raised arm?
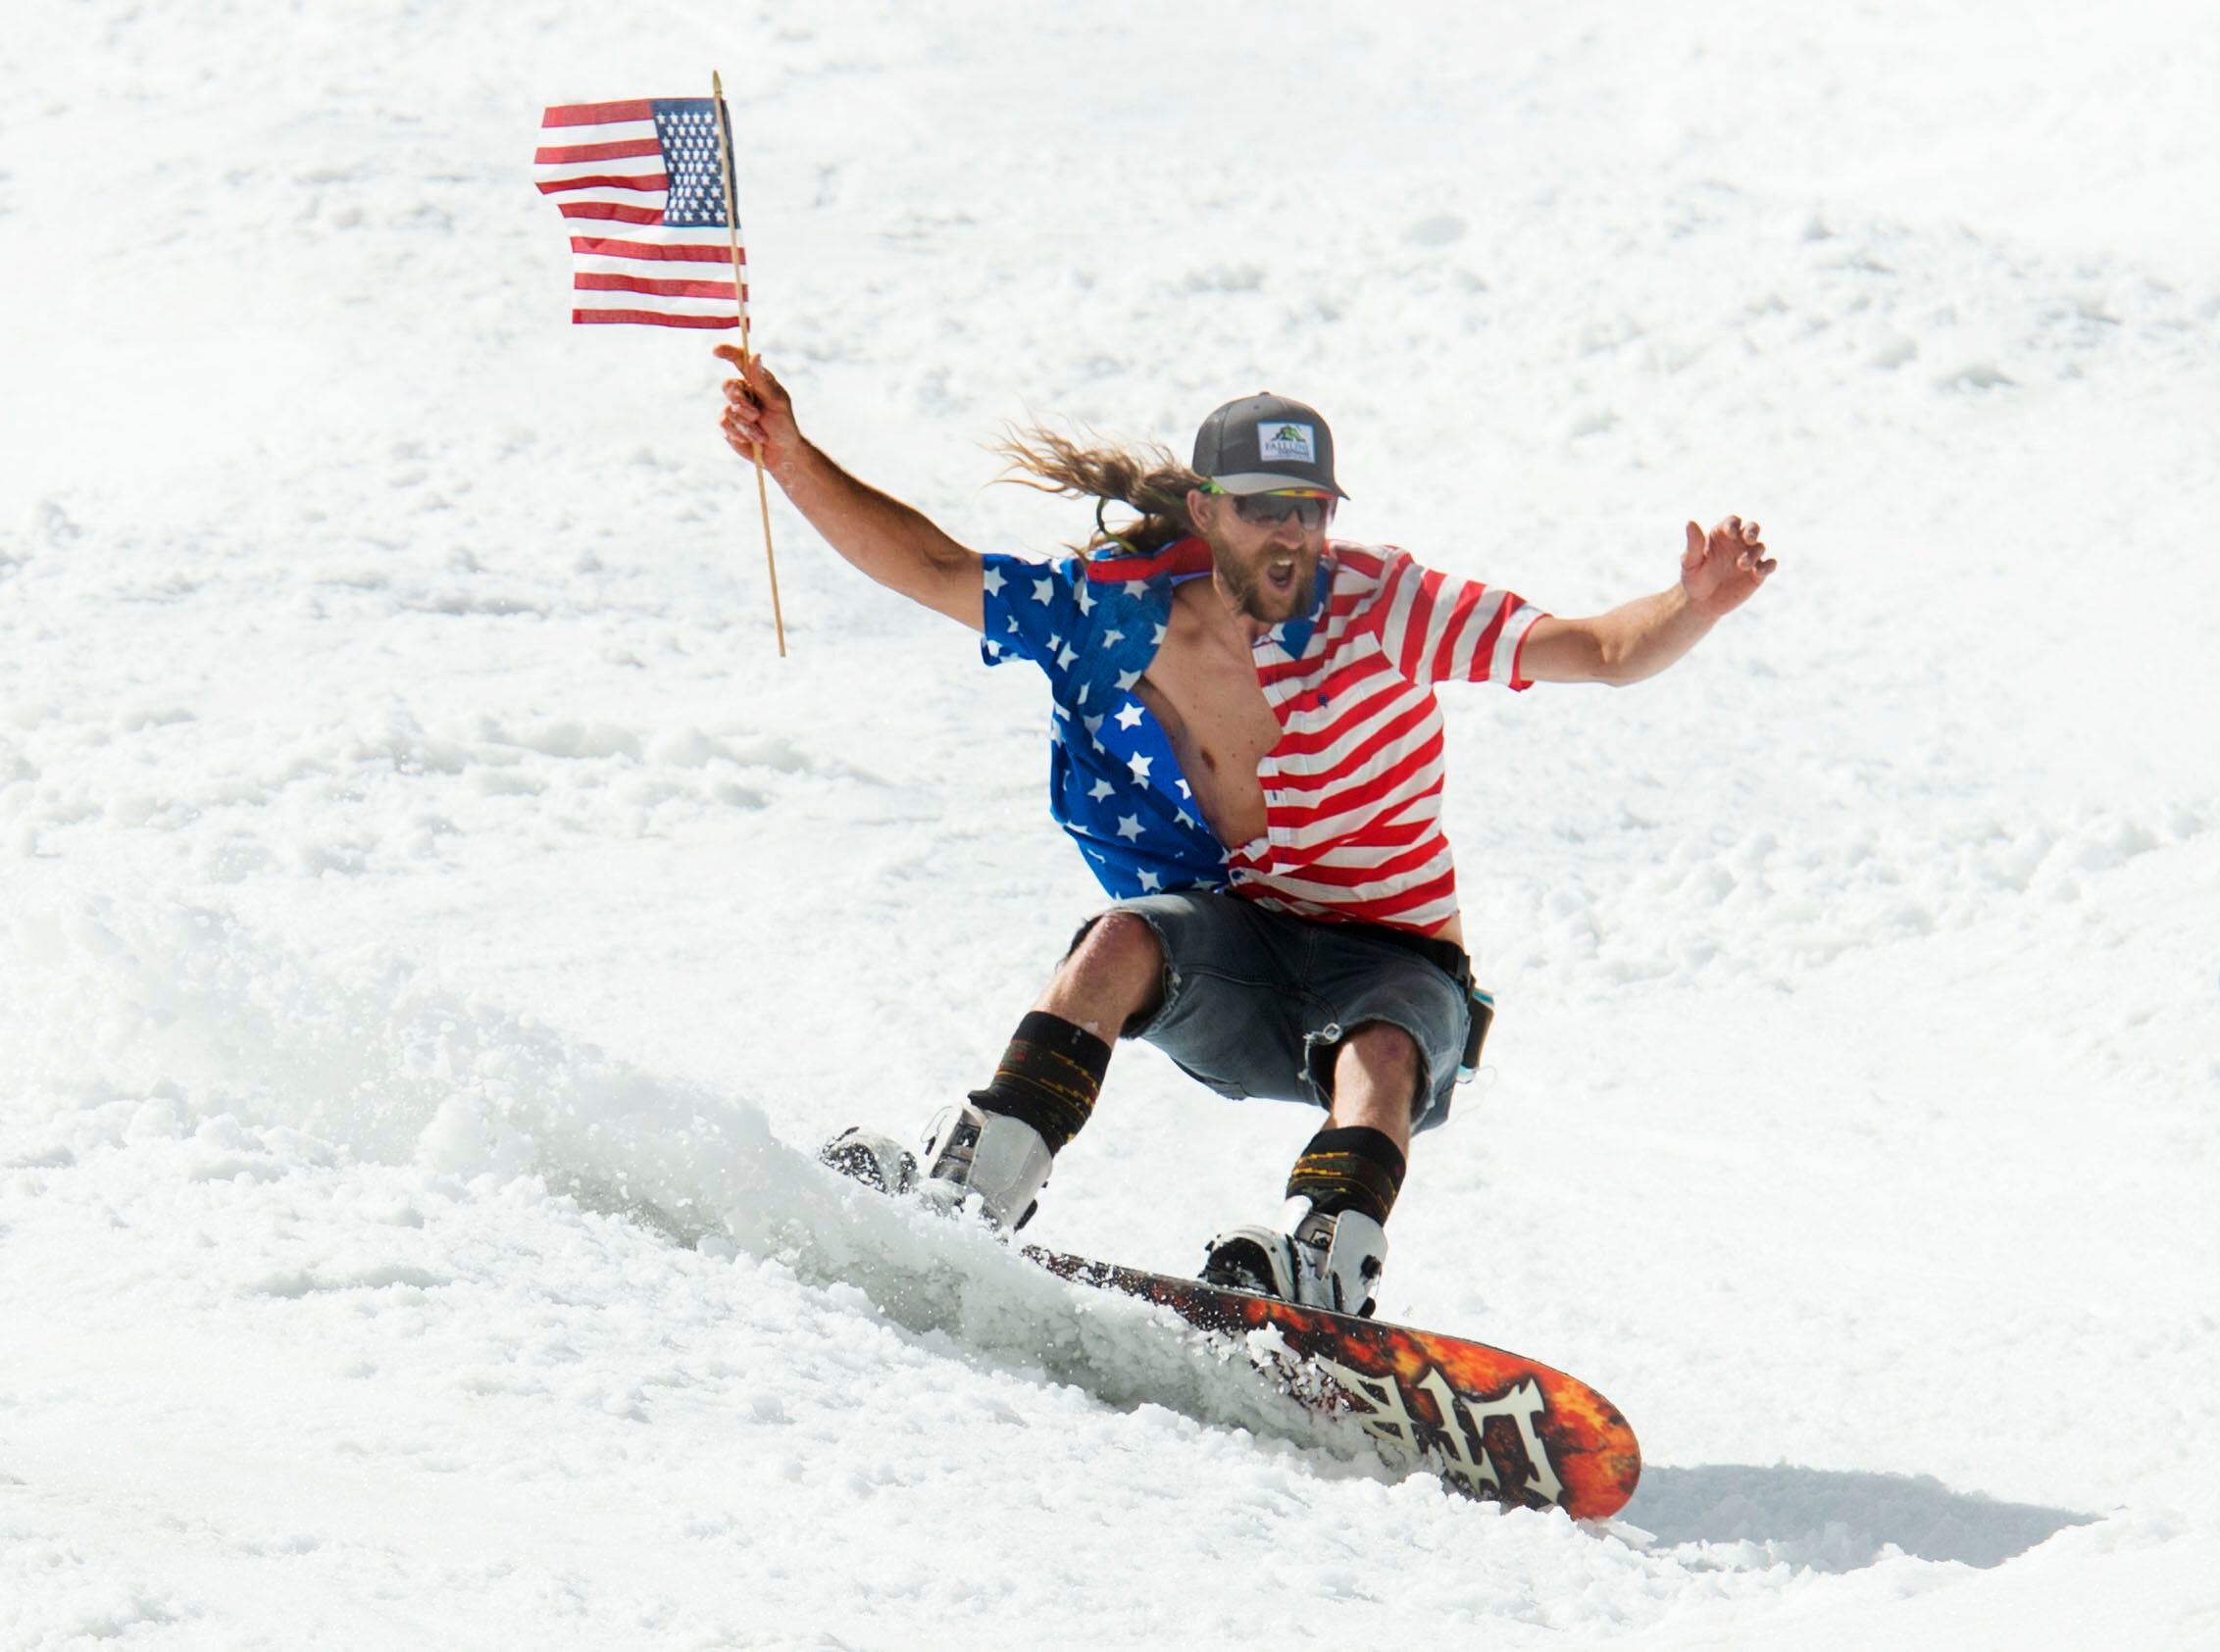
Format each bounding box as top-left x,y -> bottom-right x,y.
715,345 -> 984,631
1518,516 -> 1776,685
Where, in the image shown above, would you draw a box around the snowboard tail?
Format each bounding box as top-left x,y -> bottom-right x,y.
1027,1247 -> 1640,1520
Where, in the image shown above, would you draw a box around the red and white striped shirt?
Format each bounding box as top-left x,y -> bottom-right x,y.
1231,542 -> 1544,932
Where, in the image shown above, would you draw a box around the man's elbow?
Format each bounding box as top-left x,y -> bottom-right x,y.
1589,642 -> 1648,686
1598,643 -> 1687,687
1523,619 -> 1654,685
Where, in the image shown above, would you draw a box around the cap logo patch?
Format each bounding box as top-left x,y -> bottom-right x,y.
1256,422 -> 1317,464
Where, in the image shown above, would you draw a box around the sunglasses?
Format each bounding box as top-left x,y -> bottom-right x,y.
1208,485 -> 1335,531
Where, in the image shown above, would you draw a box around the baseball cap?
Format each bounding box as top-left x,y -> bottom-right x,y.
1191,392 -> 1347,499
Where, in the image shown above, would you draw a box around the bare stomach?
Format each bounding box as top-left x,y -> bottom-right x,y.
1134,681 -> 1272,848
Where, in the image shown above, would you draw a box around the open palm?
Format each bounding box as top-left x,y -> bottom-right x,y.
1682,516 -> 1776,618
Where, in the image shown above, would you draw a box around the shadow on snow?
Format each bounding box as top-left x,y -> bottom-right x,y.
1629,1463 -> 2095,1571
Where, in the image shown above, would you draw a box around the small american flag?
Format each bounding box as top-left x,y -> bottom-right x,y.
535,96 -> 744,329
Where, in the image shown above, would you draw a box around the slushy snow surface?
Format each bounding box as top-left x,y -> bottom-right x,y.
5,2 -> 2219,1647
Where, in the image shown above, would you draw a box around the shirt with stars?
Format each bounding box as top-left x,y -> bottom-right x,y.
980,543 -> 1227,899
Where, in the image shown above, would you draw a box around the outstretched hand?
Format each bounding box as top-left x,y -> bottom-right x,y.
1681,516 -> 1777,619
715,344 -> 802,471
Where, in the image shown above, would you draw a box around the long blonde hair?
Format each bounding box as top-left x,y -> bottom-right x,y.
993,426 -> 1203,559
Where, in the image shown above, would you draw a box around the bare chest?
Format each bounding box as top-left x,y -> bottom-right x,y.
1133,591 -> 1282,849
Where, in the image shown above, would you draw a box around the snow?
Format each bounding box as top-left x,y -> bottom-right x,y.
4,0 -> 2218,1645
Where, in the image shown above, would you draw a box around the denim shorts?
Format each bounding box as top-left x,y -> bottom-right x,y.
1092,891 -> 1473,1132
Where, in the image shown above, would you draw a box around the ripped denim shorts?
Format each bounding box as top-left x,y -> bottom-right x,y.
1088,890 -> 1475,1132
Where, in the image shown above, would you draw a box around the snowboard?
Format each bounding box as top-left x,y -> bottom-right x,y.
1025,1246 -> 1641,1520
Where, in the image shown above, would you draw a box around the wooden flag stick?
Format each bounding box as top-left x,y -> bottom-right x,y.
712,70 -> 786,657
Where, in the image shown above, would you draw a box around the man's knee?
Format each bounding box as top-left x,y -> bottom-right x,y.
1336,1020 -> 1422,1078
1067,908 -> 1162,966
1321,1020 -> 1426,1114
1059,910 -> 1168,1026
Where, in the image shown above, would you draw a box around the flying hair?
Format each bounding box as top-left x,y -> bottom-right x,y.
992,426 -> 1203,559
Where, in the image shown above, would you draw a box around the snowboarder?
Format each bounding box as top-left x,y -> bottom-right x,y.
715,345 -> 1775,1317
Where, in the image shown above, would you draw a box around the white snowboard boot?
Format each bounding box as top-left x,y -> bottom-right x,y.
1199,1196 -> 1388,1319
916,1101 -> 1054,1230
819,1103 -> 1054,1232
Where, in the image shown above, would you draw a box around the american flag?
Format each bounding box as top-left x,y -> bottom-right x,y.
535,97 -> 744,329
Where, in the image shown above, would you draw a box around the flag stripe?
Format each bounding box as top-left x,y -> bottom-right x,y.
539,118 -> 661,148
534,136 -> 665,165
542,98 -> 656,126
566,225 -> 732,249
574,288 -> 740,317
574,249 -> 739,277
576,272 -> 737,300
557,201 -> 665,225
573,308 -> 736,328
568,235 -> 732,264
537,169 -> 668,195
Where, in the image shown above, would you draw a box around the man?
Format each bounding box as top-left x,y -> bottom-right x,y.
715,343 -> 1775,1317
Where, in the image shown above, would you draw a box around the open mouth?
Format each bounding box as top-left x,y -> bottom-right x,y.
1264,558 -> 1298,595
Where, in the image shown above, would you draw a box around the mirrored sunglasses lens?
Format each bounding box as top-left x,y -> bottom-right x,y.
1233,494 -> 1329,529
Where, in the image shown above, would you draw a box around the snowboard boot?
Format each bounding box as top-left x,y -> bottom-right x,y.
916,1100 -> 1054,1231
818,1104 -> 1054,1231
816,1127 -> 919,1196
1199,1196 -> 1388,1319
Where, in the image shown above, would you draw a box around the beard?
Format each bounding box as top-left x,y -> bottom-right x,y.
1209,535 -> 1320,626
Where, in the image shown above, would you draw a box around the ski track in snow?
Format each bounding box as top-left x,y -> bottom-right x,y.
6,0 -> 2220,1646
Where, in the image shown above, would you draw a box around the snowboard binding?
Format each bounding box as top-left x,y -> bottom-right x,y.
1199,1197 -> 1388,1319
